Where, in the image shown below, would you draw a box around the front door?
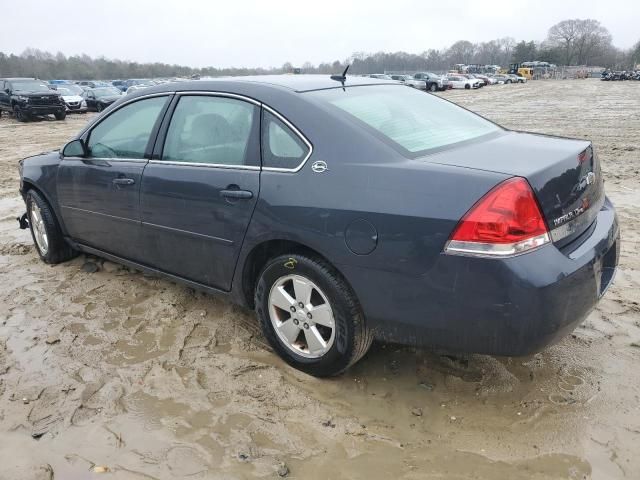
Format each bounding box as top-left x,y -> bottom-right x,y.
139,94 -> 261,290
57,95 -> 171,260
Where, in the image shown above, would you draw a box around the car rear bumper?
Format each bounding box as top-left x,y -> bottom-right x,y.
347,197 -> 620,356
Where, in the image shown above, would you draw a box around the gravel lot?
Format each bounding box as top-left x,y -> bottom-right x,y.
0,79 -> 638,480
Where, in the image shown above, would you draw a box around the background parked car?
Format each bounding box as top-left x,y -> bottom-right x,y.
507,74 -> 526,84
111,80 -> 127,92
473,73 -> 496,85
491,74 -> 513,84
82,86 -> 123,112
125,84 -> 152,95
50,83 -> 88,113
76,80 -> 110,89
366,74 -> 394,80
413,72 -> 448,91
446,75 -> 480,89
0,77 -> 66,121
389,74 -> 427,90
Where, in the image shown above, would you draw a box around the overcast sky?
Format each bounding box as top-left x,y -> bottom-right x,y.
1,0 -> 637,68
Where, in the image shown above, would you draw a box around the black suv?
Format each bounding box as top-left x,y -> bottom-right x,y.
0,78 -> 66,122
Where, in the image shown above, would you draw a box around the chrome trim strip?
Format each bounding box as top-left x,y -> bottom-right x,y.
175,90 -> 261,106
60,157 -> 148,163
142,221 -> 234,245
148,160 -> 260,170
261,104 -> 313,173
444,233 -> 550,258
61,205 -> 139,224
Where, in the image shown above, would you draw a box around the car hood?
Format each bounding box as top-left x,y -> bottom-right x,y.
14,91 -> 59,97
61,95 -> 84,102
98,96 -> 121,102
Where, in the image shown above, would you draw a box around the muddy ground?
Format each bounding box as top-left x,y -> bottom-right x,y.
0,79 -> 638,480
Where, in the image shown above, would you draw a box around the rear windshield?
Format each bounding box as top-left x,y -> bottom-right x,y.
308,85 -> 501,155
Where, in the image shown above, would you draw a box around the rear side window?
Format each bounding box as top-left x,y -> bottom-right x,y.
309,85 -> 500,156
261,110 -> 310,170
88,96 -> 168,159
162,95 -> 258,166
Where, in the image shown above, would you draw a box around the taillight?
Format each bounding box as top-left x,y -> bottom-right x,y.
445,177 -> 550,257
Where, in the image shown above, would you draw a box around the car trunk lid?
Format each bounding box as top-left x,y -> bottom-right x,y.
420,131 -> 604,247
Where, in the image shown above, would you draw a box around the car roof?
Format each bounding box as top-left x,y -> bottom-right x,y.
1,77 -> 37,81
132,74 -> 397,94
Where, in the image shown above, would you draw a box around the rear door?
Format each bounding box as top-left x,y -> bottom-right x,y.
138,93 -> 261,290
57,94 -> 171,261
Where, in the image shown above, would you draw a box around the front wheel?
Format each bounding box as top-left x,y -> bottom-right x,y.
14,106 -> 28,122
54,111 -> 66,121
429,83 -> 437,92
255,254 -> 373,377
464,84 -> 471,89
96,103 -> 103,112
26,190 -> 77,264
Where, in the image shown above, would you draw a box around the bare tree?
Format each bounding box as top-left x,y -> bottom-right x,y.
574,19 -> 612,65
547,19 -> 581,65
447,41 -> 475,65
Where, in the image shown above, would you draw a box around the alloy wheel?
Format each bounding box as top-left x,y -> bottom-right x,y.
30,202 -> 49,255
268,274 -> 335,358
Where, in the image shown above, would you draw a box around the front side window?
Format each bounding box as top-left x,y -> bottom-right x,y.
162,95 -> 257,166
261,110 -> 309,169
309,85 -> 500,155
87,96 -> 168,159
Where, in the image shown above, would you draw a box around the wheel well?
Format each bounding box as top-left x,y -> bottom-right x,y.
21,181 -> 62,226
241,240 -> 336,309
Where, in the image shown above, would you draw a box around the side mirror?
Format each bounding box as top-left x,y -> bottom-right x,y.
4,88 -> 9,94
62,139 -> 88,158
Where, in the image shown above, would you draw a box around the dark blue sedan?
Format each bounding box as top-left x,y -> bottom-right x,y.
17,75 -> 619,376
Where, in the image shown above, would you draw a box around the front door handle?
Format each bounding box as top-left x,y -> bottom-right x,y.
112,178 -> 135,186
220,188 -> 253,200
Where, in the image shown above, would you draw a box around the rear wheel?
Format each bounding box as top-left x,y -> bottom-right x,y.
26,190 -> 77,264
255,254 -> 373,377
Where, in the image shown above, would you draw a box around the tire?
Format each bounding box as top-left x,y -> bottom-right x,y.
26,190 -> 77,264
96,103 -> 103,112
14,106 -> 28,122
429,83 -> 437,92
464,84 -> 471,90
255,253 -> 373,377
506,79 -> 512,84
54,111 -> 66,121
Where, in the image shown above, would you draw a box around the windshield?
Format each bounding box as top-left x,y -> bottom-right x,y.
11,80 -> 51,92
309,85 -> 501,155
55,85 -> 83,96
92,87 -> 121,97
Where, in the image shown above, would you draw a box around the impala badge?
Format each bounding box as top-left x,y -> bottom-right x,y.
311,160 -> 328,173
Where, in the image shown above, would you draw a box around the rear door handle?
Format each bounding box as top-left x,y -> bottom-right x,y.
220,188 -> 253,200
112,178 -> 135,186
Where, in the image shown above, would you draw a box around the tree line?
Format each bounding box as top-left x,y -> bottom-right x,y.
1,19 -> 638,80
